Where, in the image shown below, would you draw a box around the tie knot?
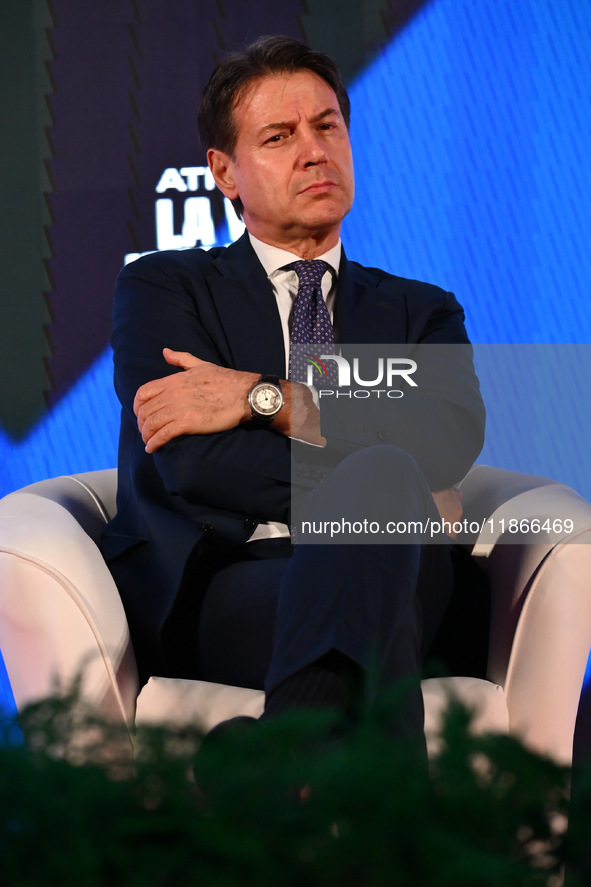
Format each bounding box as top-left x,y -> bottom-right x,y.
284,260 -> 330,289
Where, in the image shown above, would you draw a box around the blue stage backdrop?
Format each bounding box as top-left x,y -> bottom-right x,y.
1,0 -> 590,712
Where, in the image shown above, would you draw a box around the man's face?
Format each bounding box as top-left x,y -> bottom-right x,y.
209,70 -> 355,255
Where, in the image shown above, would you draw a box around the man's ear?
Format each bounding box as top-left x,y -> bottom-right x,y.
208,148 -> 238,200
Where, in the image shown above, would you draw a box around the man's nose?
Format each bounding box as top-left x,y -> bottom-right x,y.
299,128 -> 328,166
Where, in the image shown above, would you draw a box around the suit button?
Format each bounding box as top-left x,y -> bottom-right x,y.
377,429 -> 390,442
316,470 -> 327,482
244,517 -> 258,532
296,465 -> 310,478
201,524 -> 214,535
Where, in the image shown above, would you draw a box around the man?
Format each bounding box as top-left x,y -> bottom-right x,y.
101,36 -> 485,739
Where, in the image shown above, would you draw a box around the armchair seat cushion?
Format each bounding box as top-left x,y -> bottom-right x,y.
136,676 -> 265,732
422,676 -> 508,756
136,674 -> 508,760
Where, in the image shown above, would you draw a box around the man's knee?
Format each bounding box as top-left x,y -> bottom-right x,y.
298,444 -> 433,533
329,445 -> 427,503
336,444 -> 421,481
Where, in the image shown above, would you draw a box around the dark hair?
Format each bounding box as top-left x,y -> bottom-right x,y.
198,35 -> 351,218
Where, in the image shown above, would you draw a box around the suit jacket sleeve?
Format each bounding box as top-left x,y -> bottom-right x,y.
111,248 -> 293,526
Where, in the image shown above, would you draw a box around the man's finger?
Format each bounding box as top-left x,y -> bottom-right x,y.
134,377 -> 170,413
163,347 -> 202,370
144,421 -> 179,453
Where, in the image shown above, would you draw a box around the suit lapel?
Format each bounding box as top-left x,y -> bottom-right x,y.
335,251 -> 408,344
206,234 -> 286,377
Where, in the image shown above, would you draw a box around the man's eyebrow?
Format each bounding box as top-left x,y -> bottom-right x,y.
257,108 -> 340,137
258,120 -> 294,136
310,107 -> 339,123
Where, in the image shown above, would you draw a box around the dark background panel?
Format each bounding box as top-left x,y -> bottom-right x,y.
0,0 -> 54,436
46,0 -> 143,406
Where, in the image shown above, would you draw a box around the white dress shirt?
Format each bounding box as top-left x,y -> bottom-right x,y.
246,233 -> 342,541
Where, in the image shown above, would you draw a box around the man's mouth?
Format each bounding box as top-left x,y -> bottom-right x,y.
299,180 -> 337,195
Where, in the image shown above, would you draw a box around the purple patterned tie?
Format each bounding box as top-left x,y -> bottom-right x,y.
286,260 -> 336,386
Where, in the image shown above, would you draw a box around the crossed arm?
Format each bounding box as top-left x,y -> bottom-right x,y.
134,347 -> 326,451
134,347 -> 463,530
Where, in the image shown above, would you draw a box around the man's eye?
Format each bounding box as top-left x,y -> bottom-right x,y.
265,133 -> 285,144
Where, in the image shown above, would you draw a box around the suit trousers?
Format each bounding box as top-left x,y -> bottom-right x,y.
169,446 -> 466,733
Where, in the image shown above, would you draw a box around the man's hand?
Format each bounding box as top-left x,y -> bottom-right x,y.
134,348 -> 258,453
432,486 -> 463,537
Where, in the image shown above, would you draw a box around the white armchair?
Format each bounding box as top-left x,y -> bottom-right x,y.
1,465 -> 590,764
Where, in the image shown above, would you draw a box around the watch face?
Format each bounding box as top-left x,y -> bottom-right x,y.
251,383 -> 283,416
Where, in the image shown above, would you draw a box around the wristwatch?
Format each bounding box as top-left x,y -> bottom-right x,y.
247,375 -> 284,424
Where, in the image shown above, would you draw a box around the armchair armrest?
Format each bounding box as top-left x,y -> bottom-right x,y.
460,465 -> 591,763
0,490 -> 138,731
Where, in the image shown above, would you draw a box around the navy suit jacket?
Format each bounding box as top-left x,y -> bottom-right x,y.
101,233 -> 485,679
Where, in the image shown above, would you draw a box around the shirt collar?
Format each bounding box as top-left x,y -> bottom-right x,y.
248,232 -> 342,278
